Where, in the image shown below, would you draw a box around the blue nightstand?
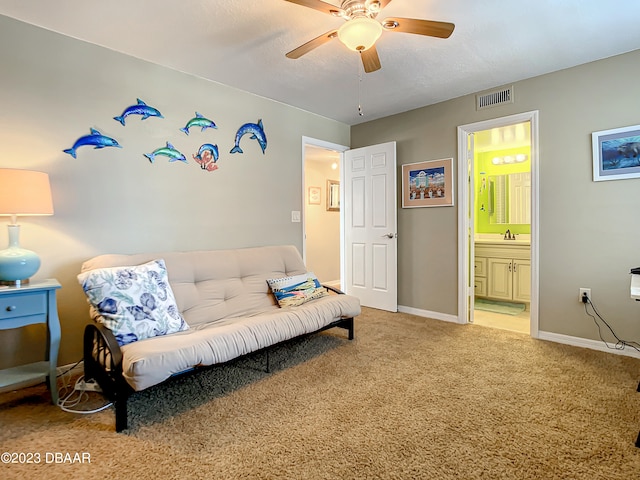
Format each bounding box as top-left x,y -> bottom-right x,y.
0,279 -> 61,404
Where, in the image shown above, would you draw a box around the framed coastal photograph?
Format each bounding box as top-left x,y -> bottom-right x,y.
308,186 -> 321,205
592,124 -> 640,182
402,158 -> 454,208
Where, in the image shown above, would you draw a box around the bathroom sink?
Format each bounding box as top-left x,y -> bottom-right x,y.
474,234 -> 530,245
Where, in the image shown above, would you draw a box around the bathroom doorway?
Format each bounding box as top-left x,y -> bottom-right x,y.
457,112 -> 539,337
303,142 -> 344,289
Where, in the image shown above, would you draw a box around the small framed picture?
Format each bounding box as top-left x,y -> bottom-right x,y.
592,124 -> 640,181
402,158 -> 454,208
308,186 -> 321,205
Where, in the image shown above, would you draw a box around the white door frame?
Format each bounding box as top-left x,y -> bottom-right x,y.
301,136 -> 349,289
457,111 -> 540,337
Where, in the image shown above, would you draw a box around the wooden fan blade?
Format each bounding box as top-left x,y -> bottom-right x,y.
284,0 -> 342,16
382,17 -> 455,38
361,45 -> 381,73
376,0 -> 394,10
286,30 -> 338,59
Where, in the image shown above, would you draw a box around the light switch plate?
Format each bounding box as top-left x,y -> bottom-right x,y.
291,211 -> 301,223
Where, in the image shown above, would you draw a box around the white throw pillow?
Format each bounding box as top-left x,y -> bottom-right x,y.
77,259 -> 188,346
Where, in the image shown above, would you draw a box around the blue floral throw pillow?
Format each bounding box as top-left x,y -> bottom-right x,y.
267,272 -> 328,308
77,259 -> 188,346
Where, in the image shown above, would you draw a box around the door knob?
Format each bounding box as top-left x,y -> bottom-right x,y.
381,233 -> 397,238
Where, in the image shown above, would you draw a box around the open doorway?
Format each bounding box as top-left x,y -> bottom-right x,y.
471,122 -> 532,334
302,139 -> 347,289
301,137 -> 398,310
457,112 -> 539,337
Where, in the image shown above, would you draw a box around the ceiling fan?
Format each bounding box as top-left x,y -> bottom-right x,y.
284,0 -> 455,73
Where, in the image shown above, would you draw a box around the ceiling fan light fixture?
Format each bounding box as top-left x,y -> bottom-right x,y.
337,17 -> 383,51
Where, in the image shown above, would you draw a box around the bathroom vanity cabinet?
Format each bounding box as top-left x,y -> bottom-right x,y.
475,243 -> 530,303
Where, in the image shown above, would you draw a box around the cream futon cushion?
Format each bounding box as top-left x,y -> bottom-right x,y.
80,245 -> 360,391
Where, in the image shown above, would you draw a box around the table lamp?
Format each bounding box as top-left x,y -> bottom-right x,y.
0,169 -> 54,286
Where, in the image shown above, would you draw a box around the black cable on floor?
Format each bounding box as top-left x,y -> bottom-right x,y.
584,297 -> 640,352
56,359 -> 83,378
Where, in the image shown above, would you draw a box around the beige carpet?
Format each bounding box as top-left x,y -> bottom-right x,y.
2,307 -> 640,479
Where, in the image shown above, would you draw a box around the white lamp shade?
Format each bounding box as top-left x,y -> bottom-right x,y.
338,17 -> 383,52
0,169 -> 54,217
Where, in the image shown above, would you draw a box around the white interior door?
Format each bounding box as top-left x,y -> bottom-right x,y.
344,141 -> 397,312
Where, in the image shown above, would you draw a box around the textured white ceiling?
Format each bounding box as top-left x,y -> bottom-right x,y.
1,0 -> 639,125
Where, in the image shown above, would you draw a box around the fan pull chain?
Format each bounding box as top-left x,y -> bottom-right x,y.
357,54 -> 364,116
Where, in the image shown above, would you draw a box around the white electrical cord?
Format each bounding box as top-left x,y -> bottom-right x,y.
57,373 -> 113,414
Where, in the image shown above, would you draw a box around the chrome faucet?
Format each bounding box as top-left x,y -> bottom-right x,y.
504,229 -> 516,240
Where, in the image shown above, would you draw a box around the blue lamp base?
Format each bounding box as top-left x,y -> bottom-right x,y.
0,225 -> 41,286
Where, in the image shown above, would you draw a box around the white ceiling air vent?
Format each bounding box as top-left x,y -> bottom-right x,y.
476,85 -> 514,110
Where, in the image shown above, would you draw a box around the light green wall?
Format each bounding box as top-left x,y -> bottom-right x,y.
0,16 -> 349,368
474,146 -> 531,235
352,48 -> 640,344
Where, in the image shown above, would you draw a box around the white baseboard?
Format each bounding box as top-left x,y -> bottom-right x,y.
397,305 -> 640,359
537,330 -> 640,359
398,305 -> 460,324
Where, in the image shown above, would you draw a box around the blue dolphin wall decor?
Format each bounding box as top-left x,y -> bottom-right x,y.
144,142 -> 187,163
230,119 -> 267,154
64,128 -> 122,158
180,112 -> 217,135
193,143 -> 219,171
114,99 -> 164,126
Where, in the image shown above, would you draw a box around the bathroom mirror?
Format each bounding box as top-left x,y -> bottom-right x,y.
327,179 -> 340,211
488,172 -> 530,224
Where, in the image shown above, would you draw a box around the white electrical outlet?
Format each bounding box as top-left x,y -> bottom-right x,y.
579,288 -> 591,303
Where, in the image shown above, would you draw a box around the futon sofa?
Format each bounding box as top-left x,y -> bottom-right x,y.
79,245 -> 360,432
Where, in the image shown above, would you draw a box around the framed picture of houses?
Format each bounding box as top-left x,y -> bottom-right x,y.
402,158 -> 454,208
